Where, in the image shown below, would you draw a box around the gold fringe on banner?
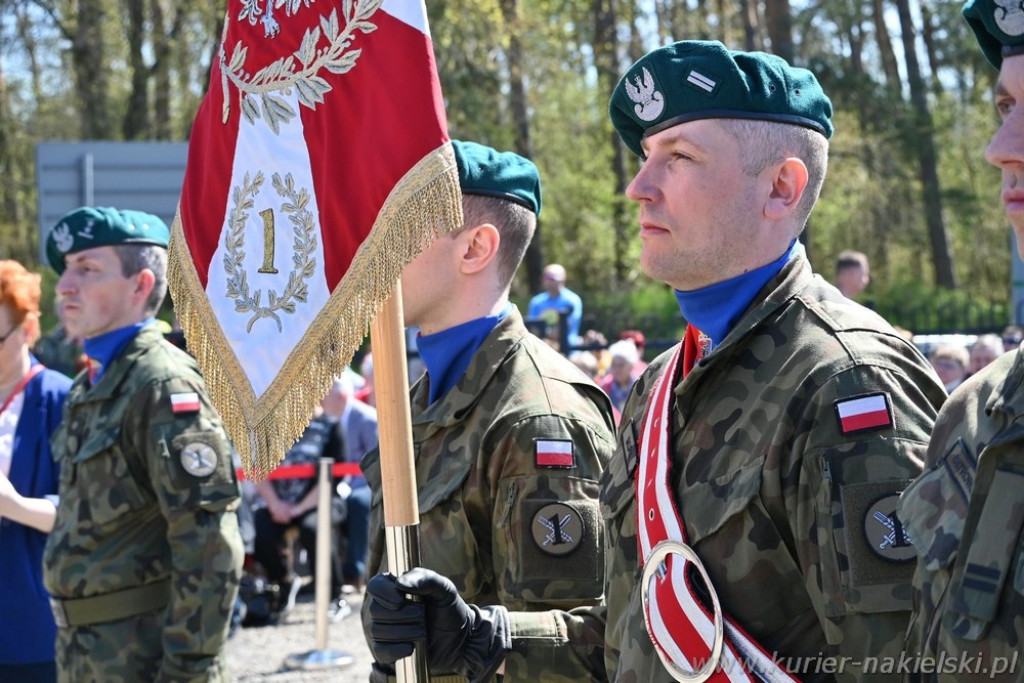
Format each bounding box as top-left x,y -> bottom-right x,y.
168,142 -> 463,480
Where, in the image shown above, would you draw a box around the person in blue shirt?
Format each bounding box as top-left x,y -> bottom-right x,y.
527,263 -> 583,347
0,259 -> 72,683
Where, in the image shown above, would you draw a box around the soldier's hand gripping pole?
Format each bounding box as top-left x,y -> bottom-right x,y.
370,284 -> 428,683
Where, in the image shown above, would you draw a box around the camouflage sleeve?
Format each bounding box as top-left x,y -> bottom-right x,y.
899,363 -> 1024,680
504,604 -> 608,681
487,413 -> 614,681
488,414 -> 611,610
126,376 -> 245,683
792,360 -> 942,681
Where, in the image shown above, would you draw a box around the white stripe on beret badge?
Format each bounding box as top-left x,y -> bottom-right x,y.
686,70 -> 717,93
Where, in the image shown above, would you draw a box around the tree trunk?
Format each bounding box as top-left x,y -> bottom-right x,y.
895,0 -> 957,289
593,0 -> 630,284
151,0 -> 172,139
0,59 -> 15,226
627,0 -> 645,64
919,0 -> 944,96
123,0 -> 149,140
763,0 -> 793,62
737,0 -> 762,52
716,0 -> 732,46
871,0 -> 901,95
15,6 -> 45,106
73,1 -> 114,138
498,0 -> 542,292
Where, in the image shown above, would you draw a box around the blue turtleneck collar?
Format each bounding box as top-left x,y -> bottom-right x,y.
417,305 -> 512,404
82,318 -> 154,383
674,241 -> 799,350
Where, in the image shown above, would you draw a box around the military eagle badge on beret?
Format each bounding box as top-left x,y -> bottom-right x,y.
623,66 -> 664,122
52,223 -> 74,253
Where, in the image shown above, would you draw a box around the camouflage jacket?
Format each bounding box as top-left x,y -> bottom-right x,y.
43,324 -> 244,683
510,254 -> 946,682
361,308 -> 616,681
899,347 -> 1024,682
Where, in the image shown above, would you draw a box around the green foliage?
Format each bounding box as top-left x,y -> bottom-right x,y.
868,277 -> 1010,335
2,0 -> 1020,337
38,267 -> 59,336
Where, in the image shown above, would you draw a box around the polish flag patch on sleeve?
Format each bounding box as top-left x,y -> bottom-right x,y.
834,393 -> 893,434
535,439 -> 575,468
171,392 -> 201,414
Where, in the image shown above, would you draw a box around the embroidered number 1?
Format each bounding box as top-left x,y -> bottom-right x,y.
258,208 -> 278,274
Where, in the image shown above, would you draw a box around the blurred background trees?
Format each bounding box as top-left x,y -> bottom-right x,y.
0,0 -> 1010,338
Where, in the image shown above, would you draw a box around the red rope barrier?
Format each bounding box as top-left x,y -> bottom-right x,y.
235,462 -> 363,480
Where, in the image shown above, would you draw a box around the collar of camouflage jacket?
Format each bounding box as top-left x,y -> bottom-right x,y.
70,324 -> 165,404
673,253 -> 811,392
410,307 -> 528,435
983,345 -> 1024,440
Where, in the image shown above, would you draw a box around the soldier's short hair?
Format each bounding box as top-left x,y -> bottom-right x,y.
720,118 -> 829,232
113,243 -> 168,317
461,193 -> 536,288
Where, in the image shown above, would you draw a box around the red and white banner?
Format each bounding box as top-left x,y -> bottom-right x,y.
636,339 -> 799,682
169,0 -> 462,477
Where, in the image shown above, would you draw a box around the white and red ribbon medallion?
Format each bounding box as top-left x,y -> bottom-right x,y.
636,336 -> 799,683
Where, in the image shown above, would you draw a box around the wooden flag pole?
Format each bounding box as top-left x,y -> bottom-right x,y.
370,282 -> 428,683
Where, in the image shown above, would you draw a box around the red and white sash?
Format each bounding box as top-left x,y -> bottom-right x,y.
636,328 -> 798,683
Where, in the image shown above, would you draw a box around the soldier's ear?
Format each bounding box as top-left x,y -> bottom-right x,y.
764,157 -> 808,221
132,268 -> 157,307
459,223 -> 500,275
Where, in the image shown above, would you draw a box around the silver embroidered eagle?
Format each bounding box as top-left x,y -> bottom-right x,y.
624,66 -> 665,122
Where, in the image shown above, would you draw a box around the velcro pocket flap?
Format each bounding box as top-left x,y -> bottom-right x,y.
683,455 -> 764,543
72,427 -> 119,464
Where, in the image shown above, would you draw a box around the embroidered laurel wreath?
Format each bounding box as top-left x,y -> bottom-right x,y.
224,171 -> 317,332
222,0 -> 382,133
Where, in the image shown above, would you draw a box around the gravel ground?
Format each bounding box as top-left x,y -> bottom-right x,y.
225,588 -> 373,682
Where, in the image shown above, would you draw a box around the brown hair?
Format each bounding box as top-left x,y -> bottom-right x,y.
0,260 -> 42,344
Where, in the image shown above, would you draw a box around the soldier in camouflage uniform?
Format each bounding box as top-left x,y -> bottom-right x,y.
363,141 -> 616,682
898,3 -> 1024,680
41,207 -> 244,682
367,45 -> 947,682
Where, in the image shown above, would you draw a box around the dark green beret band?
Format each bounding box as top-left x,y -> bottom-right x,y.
47,206 -> 169,274
610,40 -> 833,157
963,0 -> 1024,69
451,140 -> 542,216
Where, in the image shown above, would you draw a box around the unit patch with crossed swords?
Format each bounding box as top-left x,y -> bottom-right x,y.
862,493 -> 916,562
531,502 -> 584,557
180,442 -> 220,478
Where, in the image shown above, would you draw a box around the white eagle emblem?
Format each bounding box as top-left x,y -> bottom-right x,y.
995,0 -> 1024,37
52,222 -> 74,253
624,66 -> 664,122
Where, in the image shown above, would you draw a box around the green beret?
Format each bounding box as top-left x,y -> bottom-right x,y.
47,206 -> 170,274
963,0 -> 1024,69
451,140 -> 542,216
610,40 -> 833,157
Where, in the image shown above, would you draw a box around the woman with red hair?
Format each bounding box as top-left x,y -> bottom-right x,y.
0,260 -> 72,682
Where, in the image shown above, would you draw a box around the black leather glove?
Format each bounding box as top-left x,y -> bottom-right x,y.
367,567 -> 512,683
